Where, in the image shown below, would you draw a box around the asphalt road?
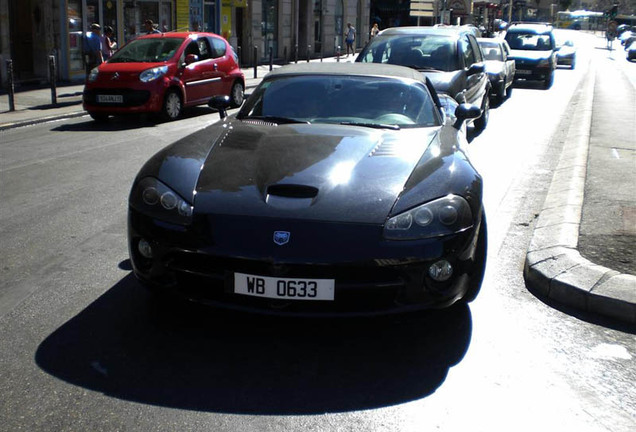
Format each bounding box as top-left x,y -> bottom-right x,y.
0,32 -> 634,431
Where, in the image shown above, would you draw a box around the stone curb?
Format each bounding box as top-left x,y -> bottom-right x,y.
523,61 -> 636,325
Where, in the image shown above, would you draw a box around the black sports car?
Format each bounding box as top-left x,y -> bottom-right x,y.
128,62 -> 487,316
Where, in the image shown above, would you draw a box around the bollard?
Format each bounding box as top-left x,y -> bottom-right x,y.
307,45 -> 311,62
6,59 -> 15,112
253,46 -> 258,79
49,55 -> 57,105
283,46 -> 288,64
237,46 -> 242,68
337,46 -> 341,62
269,47 -> 273,71
294,44 -> 298,64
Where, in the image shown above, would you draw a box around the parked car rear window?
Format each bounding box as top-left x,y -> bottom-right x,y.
505,32 -> 553,51
359,35 -> 459,72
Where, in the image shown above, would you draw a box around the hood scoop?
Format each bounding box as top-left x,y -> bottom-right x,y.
265,184 -> 318,210
241,119 -> 278,127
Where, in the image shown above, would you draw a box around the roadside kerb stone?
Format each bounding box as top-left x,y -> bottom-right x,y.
523,61 -> 636,324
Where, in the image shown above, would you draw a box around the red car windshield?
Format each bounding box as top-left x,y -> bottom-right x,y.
109,37 -> 185,63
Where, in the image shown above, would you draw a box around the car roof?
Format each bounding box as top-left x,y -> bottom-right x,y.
506,23 -> 553,34
374,26 -> 471,38
136,31 -> 222,40
477,38 -> 501,45
264,62 -> 428,83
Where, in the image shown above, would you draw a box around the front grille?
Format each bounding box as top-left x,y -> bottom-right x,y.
164,252 -> 410,313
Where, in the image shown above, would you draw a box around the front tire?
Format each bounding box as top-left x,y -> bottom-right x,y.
474,93 -> 489,132
462,211 -> 487,303
89,112 -> 109,122
544,71 -> 554,89
230,81 -> 245,108
161,89 -> 182,121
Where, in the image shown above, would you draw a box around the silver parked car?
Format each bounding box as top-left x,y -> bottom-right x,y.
477,38 -> 515,102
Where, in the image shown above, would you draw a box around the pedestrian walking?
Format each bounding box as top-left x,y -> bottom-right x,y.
83,23 -> 103,76
344,22 -> 356,57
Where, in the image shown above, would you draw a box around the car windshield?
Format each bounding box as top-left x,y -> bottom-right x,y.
238,75 -> 441,128
505,32 -> 552,51
479,43 -> 502,61
109,37 -> 184,63
358,34 -> 459,72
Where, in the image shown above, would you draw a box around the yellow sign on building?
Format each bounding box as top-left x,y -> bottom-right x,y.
176,0 -> 190,32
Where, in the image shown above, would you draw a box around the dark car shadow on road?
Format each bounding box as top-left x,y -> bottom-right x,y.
51,107 -> 219,132
35,274 -> 472,414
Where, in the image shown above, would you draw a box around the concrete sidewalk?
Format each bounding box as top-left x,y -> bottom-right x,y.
1,53 -> 634,326
523,47 -> 636,326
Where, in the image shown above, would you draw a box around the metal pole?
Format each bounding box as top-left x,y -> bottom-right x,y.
237,46 -> 242,68
294,44 -> 298,64
49,55 -> 57,105
6,59 -> 15,112
337,46 -> 341,62
307,45 -> 311,62
253,46 -> 258,79
269,47 -> 273,71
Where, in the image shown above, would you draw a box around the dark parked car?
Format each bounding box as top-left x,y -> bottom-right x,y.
504,23 -> 558,89
554,30 -> 577,69
477,38 -> 515,102
356,26 -> 491,133
627,41 -> 636,62
83,32 -> 245,122
128,63 -> 487,316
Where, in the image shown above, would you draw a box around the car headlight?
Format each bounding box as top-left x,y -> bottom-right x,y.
88,67 -> 99,82
384,195 -> 473,240
537,59 -> 550,68
130,177 -> 193,225
139,65 -> 168,82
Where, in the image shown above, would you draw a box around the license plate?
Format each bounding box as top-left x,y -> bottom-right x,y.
234,272 -> 335,301
516,70 -> 531,75
97,94 -> 123,103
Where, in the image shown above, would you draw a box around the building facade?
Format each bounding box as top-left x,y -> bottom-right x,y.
0,0 -> 370,86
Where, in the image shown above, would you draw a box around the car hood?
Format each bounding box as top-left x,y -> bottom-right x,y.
508,49 -> 552,61
98,61 -> 169,74
193,122 -> 441,223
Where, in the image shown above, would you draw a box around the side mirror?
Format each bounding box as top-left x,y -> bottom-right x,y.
184,54 -> 198,66
208,95 -> 232,119
454,103 -> 481,130
467,63 -> 485,76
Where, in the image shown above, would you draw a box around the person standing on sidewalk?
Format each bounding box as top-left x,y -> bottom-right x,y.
344,23 -> 356,57
144,19 -> 161,35
83,23 -> 103,76
370,23 -> 380,39
100,26 -> 116,61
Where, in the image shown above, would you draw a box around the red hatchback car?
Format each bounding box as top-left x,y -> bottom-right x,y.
83,32 -> 245,121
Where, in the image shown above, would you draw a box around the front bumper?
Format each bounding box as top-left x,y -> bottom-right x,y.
83,79 -> 168,114
128,209 -> 484,316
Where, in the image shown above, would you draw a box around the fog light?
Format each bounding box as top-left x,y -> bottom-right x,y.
429,260 -> 453,282
138,239 -> 153,258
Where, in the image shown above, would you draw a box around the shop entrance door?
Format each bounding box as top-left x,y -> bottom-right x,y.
9,0 -> 35,82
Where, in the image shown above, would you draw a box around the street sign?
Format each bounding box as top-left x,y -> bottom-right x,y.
410,0 -> 435,17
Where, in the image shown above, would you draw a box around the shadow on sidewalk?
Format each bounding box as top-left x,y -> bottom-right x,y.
51,106 -> 219,132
